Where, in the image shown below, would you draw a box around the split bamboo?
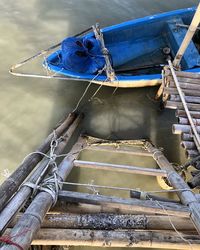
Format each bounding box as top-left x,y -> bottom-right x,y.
0,112 -> 76,212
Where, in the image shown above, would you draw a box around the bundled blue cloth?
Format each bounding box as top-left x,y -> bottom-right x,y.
61,37 -> 105,74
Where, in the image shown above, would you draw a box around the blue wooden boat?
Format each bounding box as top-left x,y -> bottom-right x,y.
45,6 -> 200,88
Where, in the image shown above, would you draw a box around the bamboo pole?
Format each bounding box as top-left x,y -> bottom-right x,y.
130,190 -> 179,204
164,87 -> 200,97
176,110 -> 200,119
8,213 -> 195,231
0,136 -> 86,250
58,190 -> 190,217
172,124 -> 200,134
186,149 -> 199,159
5,229 -> 200,249
145,141 -> 200,234
166,100 -> 200,111
74,160 -> 167,177
86,144 -> 152,156
165,69 -> 200,79
170,95 -> 200,104
169,81 -> 200,90
179,117 -> 200,126
0,112 -> 76,212
181,133 -> 194,141
173,3 -> 200,68
188,173 -> 200,188
181,141 -> 196,150
0,115 -> 82,235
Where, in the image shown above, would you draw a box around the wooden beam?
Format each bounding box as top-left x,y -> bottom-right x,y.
74,160 -> 167,177
58,190 -> 190,217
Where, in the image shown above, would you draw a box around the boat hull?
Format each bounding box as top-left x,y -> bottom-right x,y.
46,6 -> 200,88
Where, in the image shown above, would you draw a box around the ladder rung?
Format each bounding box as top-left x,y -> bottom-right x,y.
74,160 -> 167,177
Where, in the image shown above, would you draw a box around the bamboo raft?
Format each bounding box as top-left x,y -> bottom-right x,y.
0,112 -> 200,249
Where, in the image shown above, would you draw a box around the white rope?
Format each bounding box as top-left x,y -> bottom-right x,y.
147,194 -> 193,250
59,180 -> 191,195
22,130 -> 63,205
72,66 -> 106,113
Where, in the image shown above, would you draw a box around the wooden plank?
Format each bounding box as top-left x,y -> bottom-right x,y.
58,190 -> 190,217
74,160 -> 167,177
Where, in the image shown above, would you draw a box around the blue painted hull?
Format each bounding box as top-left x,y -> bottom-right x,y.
46,6 -> 200,88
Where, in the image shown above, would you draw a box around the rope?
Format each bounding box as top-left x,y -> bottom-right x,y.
0,229 -> 30,250
22,130 -> 64,205
59,180 -> 191,195
72,66 -> 106,113
147,194 -> 193,250
0,237 -> 23,250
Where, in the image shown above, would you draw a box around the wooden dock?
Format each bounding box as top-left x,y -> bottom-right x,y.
0,112 -> 200,249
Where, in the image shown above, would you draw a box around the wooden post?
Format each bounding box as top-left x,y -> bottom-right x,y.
176,110 -> 200,119
145,141 -> 200,234
0,115 -> 82,235
173,3 -> 200,68
0,136 -> 86,250
0,112 -> 76,212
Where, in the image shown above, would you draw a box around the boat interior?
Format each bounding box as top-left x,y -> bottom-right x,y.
103,15 -> 200,76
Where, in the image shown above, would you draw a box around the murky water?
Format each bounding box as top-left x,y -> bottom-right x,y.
0,0 -> 199,249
